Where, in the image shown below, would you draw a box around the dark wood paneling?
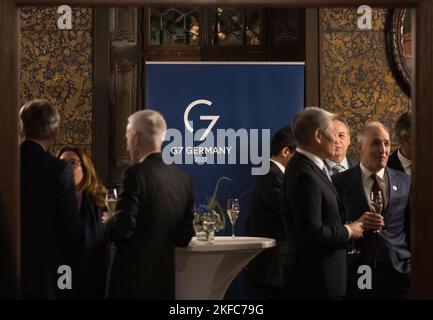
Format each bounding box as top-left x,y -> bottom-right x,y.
16,1 -> 419,7
412,0 -> 433,299
267,8 -> 305,60
306,8 -> 319,107
114,6 -> 137,42
114,61 -> 137,168
93,8 -> 111,185
0,0 -> 20,298
109,7 -> 142,184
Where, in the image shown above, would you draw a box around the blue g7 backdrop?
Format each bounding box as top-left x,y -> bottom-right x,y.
146,62 -> 304,237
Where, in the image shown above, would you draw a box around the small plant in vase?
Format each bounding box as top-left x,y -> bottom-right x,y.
206,176 -> 232,234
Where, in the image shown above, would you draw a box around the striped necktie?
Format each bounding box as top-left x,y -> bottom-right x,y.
322,165 -> 332,182
330,164 -> 345,176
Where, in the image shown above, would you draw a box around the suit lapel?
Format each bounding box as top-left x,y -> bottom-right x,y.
384,168 -> 398,217
296,153 -> 346,220
269,161 -> 283,176
312,164 -> 340,197
296,153 -> 335,191
353,165 -> 371,213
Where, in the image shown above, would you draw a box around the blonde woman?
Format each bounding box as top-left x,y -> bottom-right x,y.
58,147 -> 108,299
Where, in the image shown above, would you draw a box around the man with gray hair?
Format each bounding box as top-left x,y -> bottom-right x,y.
281,107 -> 363,299
20,99 -> 83,299
333,121 -> 411,299
325,117 -> 354,176
105,109 -> 194,299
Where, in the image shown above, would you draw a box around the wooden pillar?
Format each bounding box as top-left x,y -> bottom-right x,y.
0,0 -> 20,298
305,8 -> 320,107
411,0 -> 433,299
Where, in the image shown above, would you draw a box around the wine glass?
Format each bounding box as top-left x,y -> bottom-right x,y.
104,188 -> 118,220
227,199 -> 240,239
346,220 -> 360,255
370,190 -> 384,233
193,204 -> 208,241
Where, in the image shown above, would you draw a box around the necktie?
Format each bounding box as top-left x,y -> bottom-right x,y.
330,164 -> 345,176
371,174 -> 383,195
322,165 -> 332,182
370,174 -> 386,264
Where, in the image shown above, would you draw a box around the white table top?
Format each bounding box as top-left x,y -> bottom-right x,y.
176,236 -> 276,252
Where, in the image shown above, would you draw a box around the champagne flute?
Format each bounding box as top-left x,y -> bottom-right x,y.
227,199 -> 240,239
346,220 -> 360,255
105,188 -> 118,219
370,190 -> 384,233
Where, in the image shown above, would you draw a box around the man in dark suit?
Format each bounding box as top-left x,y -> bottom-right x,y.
387,112 -> 412,175
245,126 -> 296,299
20,99 -> 83,299
105,109 -> 194,299
325,117 -> 355,175
333,121 -> 411,299
281,107 -> 363,299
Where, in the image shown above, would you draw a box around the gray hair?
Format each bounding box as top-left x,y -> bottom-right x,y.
128,109 -> 167,146
293,107 -> 337,146
357,121 -> 389,144
19,99 -> 60,140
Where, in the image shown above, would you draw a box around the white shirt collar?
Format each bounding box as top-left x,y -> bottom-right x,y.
270,159 -> 285,174
325,157 -> 349,170
296,147 -> 325,171
360,162 -> 385,181
397,149 -> 412,170
139,151 -> 159,163
359,162 -> 389,207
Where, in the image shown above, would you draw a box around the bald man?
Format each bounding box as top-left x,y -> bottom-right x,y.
333,121 -> 411,299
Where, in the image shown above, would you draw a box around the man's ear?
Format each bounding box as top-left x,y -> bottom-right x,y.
314,128 -> 322,144
357,142 -> 363,155
51,127 -> 60,140
281,146 -> 290,158
133,131 -> 141,146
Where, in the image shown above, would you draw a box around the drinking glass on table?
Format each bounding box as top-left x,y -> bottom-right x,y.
227,198 -> 240,239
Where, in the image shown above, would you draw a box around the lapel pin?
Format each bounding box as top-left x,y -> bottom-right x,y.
393,185 -> 398,191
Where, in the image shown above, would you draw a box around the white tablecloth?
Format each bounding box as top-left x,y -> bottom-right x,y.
175,236 -> 275,300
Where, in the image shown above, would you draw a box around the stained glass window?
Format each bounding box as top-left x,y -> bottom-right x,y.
210,8 -> 261,46
149,7 -> 199,45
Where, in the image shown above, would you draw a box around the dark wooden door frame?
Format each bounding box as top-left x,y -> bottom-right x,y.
1,0 -> 431,299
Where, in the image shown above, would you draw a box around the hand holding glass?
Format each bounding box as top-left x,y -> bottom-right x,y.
227,199 -> 240,238
104,188 -> 118,220
370,190 -> 384,233
346,221 -> 361,255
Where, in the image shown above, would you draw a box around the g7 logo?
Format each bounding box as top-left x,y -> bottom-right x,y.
183,99 -> 220,141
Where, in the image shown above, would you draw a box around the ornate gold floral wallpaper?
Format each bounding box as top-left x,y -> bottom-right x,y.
19,6 -> 93,156
320,8 -> 411,155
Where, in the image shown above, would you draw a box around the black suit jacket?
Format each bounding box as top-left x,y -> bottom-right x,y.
387,150 -> 405,173
281,152 -> 349,299
21,140 -> 83,299
332,165 -> 411,274
245,161 -> 288,288
106,153 -> 194,299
